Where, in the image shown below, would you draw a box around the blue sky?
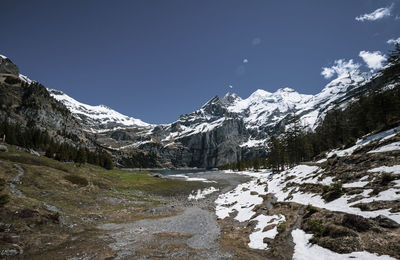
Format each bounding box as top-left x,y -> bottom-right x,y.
1,0 -> 400,123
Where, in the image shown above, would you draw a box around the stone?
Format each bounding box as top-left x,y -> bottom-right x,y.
373,215 -> 400,229
0,145 -> 8,152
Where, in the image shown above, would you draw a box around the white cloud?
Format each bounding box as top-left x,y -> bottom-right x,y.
243,58 -> 248,63
359,51 -> 386,70
321,59 -> 361,79
355,4 -> 393,22
387,37 -> 400,44
252,38 -> 261,46
229,85 -> 233,89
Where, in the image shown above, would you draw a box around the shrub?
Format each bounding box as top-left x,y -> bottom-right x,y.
304,219 -> 326,237
324,224 -> 357,238
0,194 -> 9,207
309,235 -> 320,244
380,172 -> 394,185
306,204 -> 318,214
342,213 -> 371,232
277,221 -> 287,233
19,208 -> 37,218
322,182 -> 344,202
64,174 -> 88,186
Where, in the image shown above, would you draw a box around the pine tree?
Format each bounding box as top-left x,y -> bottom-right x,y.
388,43 -> 400,65
76,147 -> 87,166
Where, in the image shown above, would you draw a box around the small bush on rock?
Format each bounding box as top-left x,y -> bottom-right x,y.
64,175 -> 88,186
277,221 -> 287,233
322,182 -> 344,202
380,172 -> 394,185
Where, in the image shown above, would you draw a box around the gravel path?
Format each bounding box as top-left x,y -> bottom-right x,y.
98,171 -> 250,259
9,163 -> 61,213
100,207 -> 222,259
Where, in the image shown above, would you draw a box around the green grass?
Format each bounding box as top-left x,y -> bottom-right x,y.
100,168 -> 211,196
0,144 -> 211,211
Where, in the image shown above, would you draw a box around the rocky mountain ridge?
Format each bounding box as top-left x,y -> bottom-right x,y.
0,55 -> 86,146
48,89 -> 151,132
1,53 -> 397,168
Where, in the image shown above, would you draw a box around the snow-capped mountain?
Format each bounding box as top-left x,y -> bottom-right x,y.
44,64 -> 379,167
48,89 -> 151,132
1,52 -> 396,168
111,69 -> 376,168
147,70 -> 370,147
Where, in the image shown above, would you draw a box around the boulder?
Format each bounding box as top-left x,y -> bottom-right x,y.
28,149 -> 40,156
0,144 -> 8,152
373,215 -> 400,229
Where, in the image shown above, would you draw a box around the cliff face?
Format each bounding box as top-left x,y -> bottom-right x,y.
0,56 -> 86,144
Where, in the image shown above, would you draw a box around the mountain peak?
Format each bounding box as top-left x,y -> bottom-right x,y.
276,87 -> 295,93
251,89 -> 271,96
0,54 -> 19,75
48,88 -> 151,131
222,92 -> 241,104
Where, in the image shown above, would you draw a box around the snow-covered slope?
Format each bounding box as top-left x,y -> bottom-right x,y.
227,87 -> 314,129
226,70 -> 369,131
212,126 -> 400,258
48,89 -> 151,132
144,70 -> 372,152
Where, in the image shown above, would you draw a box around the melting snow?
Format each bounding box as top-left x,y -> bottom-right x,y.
292,229 -> 395,260
248,214 -> 285,250
168,174 -> 216,183
215,176 -> 268,221
267,167 -> 400,223
368,165 -> 400,175
188,187 -> 219,200
342,181 -> 369,188
368,142 -> 400,154
327,126 -> 400,158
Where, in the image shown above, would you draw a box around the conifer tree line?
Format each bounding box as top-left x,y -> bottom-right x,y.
222,45 -> 400,172
0,119 -> 113,169
267,79 -> 399,171
218,157 -> 268,171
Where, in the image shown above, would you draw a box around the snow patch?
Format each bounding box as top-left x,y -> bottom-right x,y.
368,142 -> 400,154
327,126 -> 400,158
292,229 -> 395,260
342,181 -> 369,188
188,187 -> 219,200
248,214 -> 285,250
267,168 -> 400,223
168,174 -> 216,183
368,165 -> 400,175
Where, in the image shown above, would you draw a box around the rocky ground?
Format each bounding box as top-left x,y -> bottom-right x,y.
0,127 -> 399,260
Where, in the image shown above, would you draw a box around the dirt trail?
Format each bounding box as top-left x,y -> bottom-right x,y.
9,164 -> 25,197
